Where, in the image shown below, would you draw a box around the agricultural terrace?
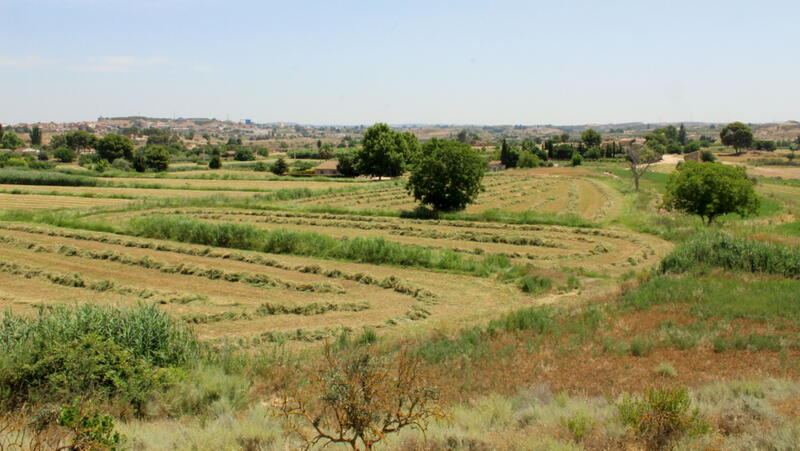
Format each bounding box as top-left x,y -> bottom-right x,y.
94,208 -> 667,276
289,172 -> 624,222
0,167 -> 663,347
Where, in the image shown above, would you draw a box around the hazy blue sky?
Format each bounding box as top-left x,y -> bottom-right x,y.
1,0 -> 797,125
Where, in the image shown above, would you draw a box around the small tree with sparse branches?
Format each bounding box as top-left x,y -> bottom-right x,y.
627,141 -> 662,191
275,345 -> 445,451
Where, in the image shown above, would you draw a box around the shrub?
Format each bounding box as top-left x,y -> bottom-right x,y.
58,402 -> 122,450
270,157 -> 288,175
517,151 -> 541,168
571,151 -> 583,167
654,362 -> 678,378
0,304 -> 198,409
253,161 -> 269,172
276,346 -> 444,450
233,148 -> 255,161
208,151 -> 222,169
700,150 -> 716,162
618,387 -> 708,450
583,147 -> 601,160
111,157 -> 133,171
517,274 -> 552,294
78,153 -> 100,168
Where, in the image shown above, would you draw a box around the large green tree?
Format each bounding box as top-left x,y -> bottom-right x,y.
580,129 -> 602,148
406,138 -> 485,211
355,123 -> 417,178
720,122 -> 754,155
664,161 -> 759,224
96,134 -> 134,162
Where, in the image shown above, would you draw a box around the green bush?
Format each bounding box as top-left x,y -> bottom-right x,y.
618,387 -> 708,450
53,146 -> 77,163
58,401 -> 122,450
0,305 -> 198,410
112,158 -> 133,171
660,231 -> 800,278
571,151 -> 583,167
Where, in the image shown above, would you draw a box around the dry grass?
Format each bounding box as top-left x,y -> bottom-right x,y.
0,183 -> 261,199
109,177 -> 353,190
0,192 -> 132,210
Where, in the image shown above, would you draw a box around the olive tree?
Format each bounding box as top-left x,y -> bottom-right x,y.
406,138 -> 485,211
663,161 -> 759,224
720,122 -> 753,155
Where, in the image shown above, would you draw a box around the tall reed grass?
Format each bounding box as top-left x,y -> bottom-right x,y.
660,231 -> 800,277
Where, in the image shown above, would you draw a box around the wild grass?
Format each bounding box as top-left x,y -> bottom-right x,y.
622,273 -> 800,322
0,304 -> 198,368
660,231 -> 800,278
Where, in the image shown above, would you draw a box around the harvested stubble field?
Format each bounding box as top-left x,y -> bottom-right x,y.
103,207 -> 670,276
108,177 -> 360,191
0,222 -> 561,345
287,173 -> 624,222
0,184 -> 261,199
0,192 -> 132,210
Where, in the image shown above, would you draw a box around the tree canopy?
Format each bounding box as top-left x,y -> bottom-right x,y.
580,129 -> 602,148
132,145 -> 170,172
720,122 -> 754,155
664,161 -> 759,224
64,130 -> 97,151
95,134 -> 134,162
355,123 -> 418,178
406,138 -> 485,211
0,132 -> 25,150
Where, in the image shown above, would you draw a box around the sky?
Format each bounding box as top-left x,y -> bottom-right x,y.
1,0 -> 798,125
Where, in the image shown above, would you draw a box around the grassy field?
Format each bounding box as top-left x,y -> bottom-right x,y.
2,160 -> 800,450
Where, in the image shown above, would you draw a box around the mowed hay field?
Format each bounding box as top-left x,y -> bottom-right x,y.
0,192 -> 132,210
108,177 -> 357,191
100,208 -> 670,276
0,184 -> 262,199
288,173 -> 624,222
0,222 -> 564,344
0,170 -> 665,346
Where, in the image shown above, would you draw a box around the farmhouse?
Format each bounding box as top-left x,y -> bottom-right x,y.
486,160 -> 506,172
313,159 -> 341,176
